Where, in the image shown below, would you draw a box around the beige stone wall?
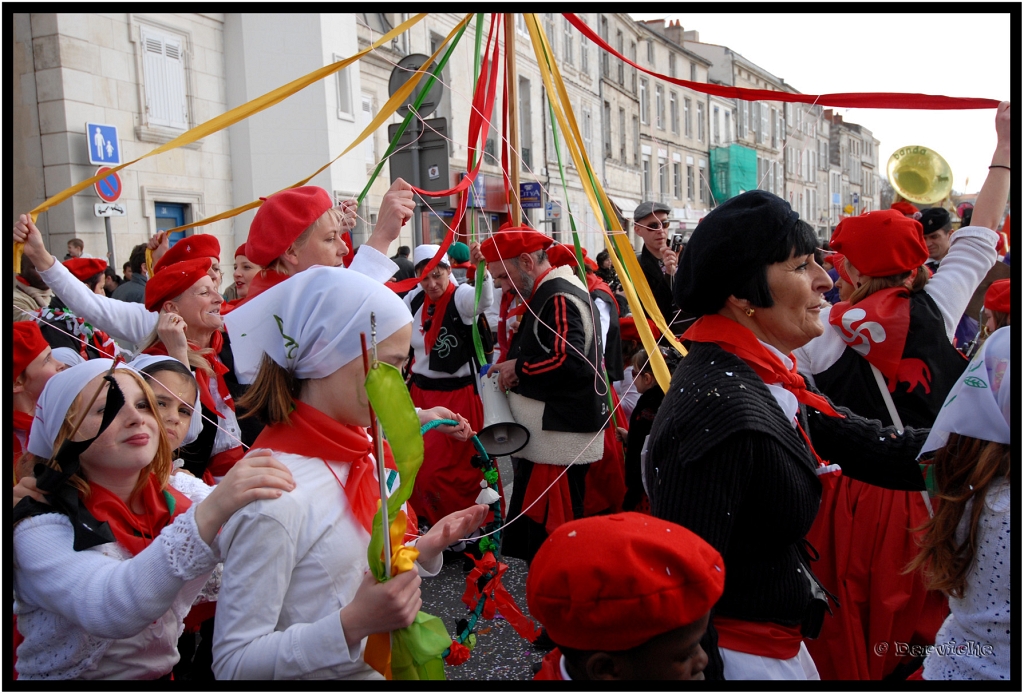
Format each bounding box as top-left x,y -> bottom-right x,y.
13,12 -> 233,287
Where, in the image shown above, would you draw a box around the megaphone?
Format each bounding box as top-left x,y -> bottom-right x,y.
476,371 -> 530,457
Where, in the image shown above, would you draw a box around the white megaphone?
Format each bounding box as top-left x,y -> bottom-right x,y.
476,371 -> 530,457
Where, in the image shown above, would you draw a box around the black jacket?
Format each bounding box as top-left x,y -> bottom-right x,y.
636,246 -> 692,334
645,341 -> 927,679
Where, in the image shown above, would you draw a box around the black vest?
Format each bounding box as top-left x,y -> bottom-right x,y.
814,292 -> 967,429
592,286 -> 624,382
507,275 -> 607,432
410,289 -> 478,375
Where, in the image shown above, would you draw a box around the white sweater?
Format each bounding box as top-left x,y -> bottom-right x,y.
38,245 -> 399,347
924,479 -> 1011,681
212,450 -> 441,680
13,474 -> 217,680
795,225 -> 997,376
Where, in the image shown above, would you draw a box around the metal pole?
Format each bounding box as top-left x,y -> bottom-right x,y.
104,216 -> 116,269
504,13 -> 521,226
409,117 -> 423,246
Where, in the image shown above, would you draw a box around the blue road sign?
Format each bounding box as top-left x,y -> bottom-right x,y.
87,123 -> 121,166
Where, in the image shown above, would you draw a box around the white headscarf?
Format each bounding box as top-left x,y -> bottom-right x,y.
223,265 -> 413,384
50,347 -> 85,368
920,326 -> 1011,456
128,354 -> 203,447
28,359 -> 131,459
413,244 -> 449,268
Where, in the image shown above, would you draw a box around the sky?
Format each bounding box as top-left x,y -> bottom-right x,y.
630,12 -> 1012,195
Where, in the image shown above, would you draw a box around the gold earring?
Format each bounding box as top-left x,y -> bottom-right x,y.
745,308 -> 755,317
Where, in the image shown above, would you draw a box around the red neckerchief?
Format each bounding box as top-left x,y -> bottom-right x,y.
251,400 -> 401,535
341,232 -> 355,268
506,266 -> 558,321
533,649 -> 566,680
239,269 -> 291,305
15,275 -> 30,286
586,272 -> 616,308
714,616 -> 804,660
828,287 -> 911,391
683,314 -> 843,418
82,473 -> 192,556
420,281 -> 457,354
14,410 -> 34,468
144,330 -> 234,416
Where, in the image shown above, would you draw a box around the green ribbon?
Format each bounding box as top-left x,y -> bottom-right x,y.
364,362 -> 448,680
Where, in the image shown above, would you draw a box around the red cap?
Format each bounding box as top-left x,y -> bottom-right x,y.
246,186 -> 333,266
831,252 -> 853,284
480,228 -> 554,263
546,244 -> 588,269
619,316 -> 660,343
584,256 -> 599,272
13,321 -> 51,382
144,258 -> 213,312
152,234 -> 221,275
63,257 -> 107,282
830,210 -> 929,277
890,201 -> 919,217
234,244 -> 248,259
984,279 -> 1010,314
526,513 -> 725,651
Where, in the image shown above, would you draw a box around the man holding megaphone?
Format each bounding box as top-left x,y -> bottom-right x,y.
480,227 -> 608,565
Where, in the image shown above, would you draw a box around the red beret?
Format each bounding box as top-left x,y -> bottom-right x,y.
546,244 -> 588,269
584,256 -> 599,272
152,234 -> 221,275
619,316 -> 660,343
246,186 -> 333,266
890,201 -> 920,218
984,279 -> 1010,314
831,252 -> 853,284
63,257 -> 107,282
13,321 -> 51,382
145,258 -> 213,312
234,244 -> 248,259
526,513 -> 725,651
830,210 -> 929,278
480,228 -> 554,263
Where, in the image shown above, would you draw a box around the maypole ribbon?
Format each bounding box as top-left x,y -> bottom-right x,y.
564,13 -> 1000,109
526,14 -> 676,390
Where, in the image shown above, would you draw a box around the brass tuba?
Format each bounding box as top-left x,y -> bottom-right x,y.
886,145 -> 953,205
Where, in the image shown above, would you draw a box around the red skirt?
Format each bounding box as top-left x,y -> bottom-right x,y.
804,476 -> 948,680
582,389 -> 627,517
409,381 -> 503,527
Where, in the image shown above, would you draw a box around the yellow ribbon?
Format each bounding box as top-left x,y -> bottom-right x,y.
161,13 -> 472,237
144,248 -> 154,278
525,14 -> 683,389
14,14 -> 427,272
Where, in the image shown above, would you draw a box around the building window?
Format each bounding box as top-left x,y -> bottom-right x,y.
139,25 -> 189,131
616,31 -> 624,85
580,18 -> 589,75
659,156 -> 668,199
738,102 -> 747,138
603,101 -> 612,158
639,78 -> 649,124
673,161 -> 682,199
684,97 -> 692,138
562,17 -> 574,65
687,164 -> 695,200
759,103 -> 768,145
334,61 -> 354,120
819,140 -> 829,170
362,95 -> 376,164
655,85 -> 664,130
519,77 -> 532,169
582,106 -> 593,157
690,62 -> 697,81
669,52 -> 677,78
600,17 -> 610,77
544,13 -> 557,46
770,107 -> 778,149
724,110 -> 731,143
632,115 -> 640,166
647,39 -> 655,63
629,42 -> 637,94
697,102 -> 705,142
670,92 -> 679,134
642,155 -> 651,196
713,105 -> 720,144
619,107 -> 627,163
516,13 -> 528,37
699,160 -> 707,203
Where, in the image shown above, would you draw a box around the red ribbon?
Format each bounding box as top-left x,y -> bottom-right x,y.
564,13 -> 999,110
463,552 -> 543,643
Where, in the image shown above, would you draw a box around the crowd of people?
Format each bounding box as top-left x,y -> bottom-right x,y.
10,102 -> 1012,681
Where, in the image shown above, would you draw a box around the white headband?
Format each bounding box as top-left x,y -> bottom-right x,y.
920,326 -> 1012,456
414,244 -> 449,268
223,266 -> 413,384
128,354 -> 203,447
28,359 -> 131,459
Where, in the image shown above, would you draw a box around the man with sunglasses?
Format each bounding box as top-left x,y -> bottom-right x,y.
633,201 -> 690,335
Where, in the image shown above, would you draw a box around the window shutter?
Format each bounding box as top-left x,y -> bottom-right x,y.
142,28 -> 188,130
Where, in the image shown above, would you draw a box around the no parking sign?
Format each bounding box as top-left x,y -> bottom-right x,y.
94,167 -> 123,203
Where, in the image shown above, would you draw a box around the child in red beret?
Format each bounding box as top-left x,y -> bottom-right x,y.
982,278 -> 1011,338
527,512 -> 724,680
12,322 -> 65,471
